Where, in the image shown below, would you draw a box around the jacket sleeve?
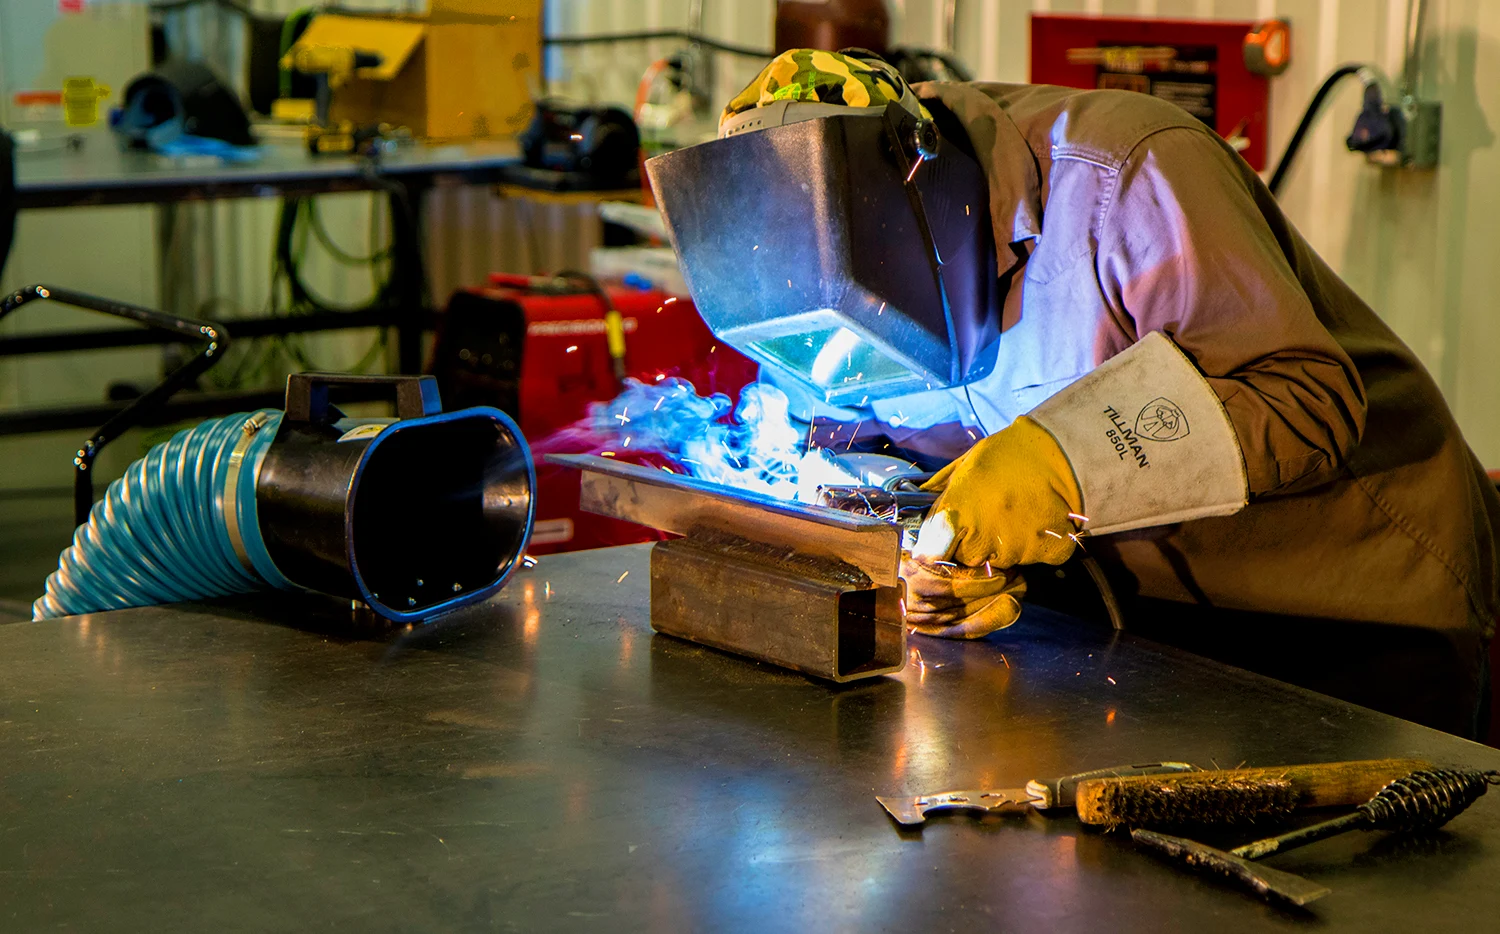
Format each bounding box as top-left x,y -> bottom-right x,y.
1094,126 -> 1368,497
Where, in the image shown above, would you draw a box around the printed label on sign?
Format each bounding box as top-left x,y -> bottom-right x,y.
12,91 -> 63,124
337,423 -> 387,443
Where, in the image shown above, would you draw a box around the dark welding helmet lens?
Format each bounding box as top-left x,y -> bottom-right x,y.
751,326 -> 927,397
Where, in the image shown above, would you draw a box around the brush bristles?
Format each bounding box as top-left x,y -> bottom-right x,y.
1097,776 -> 1298,829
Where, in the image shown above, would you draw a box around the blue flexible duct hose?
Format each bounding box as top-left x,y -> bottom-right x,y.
33,410 -> 287,620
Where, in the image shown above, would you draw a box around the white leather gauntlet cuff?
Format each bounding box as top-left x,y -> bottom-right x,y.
1027,331 -> 1248,535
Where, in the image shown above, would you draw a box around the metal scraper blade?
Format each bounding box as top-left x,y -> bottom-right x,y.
877,789 -> 1041,826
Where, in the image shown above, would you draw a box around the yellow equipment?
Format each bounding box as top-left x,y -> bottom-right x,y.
278,44 -> 384,154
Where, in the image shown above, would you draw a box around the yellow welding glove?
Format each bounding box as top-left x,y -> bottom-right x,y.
901,553 -> 1027,639
913,416 -> 1083,569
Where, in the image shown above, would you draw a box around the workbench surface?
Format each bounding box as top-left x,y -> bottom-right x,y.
3,543 -> 1498,931
13,131 -> 521,208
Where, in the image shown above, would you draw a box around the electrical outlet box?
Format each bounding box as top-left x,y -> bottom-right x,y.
1400,97 -> 1441,169
1349,77 -> 1441,172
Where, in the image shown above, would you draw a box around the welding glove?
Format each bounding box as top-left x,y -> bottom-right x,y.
901,553 -> 1027,638
915,416 -> 1083,568
914,332 -> 1249,570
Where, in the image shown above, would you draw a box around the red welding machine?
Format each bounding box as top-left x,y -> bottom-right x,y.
430,275 -> 758,554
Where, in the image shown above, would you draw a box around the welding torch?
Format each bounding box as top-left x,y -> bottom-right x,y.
558,270 -> 629,387
816,477 -> 1126,631
816,483 -> 936,534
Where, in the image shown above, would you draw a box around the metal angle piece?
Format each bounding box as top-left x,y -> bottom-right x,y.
548,453 -> 906,682
546,453 -> 902,586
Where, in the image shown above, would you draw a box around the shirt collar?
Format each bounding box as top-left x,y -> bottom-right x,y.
914,82 -> 1043,276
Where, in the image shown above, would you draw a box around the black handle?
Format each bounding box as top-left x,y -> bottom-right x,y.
0,284 -> 229,527
283,372 -> 442,425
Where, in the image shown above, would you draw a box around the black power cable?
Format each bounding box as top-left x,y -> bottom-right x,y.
545,30 -> 773,60
148,0 -> 252,14
276,197 -> 392,315
1267,63 -> 1366,197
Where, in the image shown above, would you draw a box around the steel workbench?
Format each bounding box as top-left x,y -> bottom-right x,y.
4,133 -> 522,436
12,135 -> 522,210
3,543 -> 1499,931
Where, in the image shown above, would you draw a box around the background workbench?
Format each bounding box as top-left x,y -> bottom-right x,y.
12,135 -> 522,210
3,542 -> 1497,931
4,133 -> 522,436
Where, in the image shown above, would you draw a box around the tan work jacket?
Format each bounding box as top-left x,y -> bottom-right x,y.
914,81 -> 1499,700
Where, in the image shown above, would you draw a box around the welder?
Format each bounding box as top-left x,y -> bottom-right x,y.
644,50 -> 1500,738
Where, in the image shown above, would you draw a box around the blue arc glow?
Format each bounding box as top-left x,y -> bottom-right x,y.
591,378 -> 857,502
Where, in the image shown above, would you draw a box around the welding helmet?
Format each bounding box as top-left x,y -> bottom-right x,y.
645,49 -> 999,405
111,60 -> 256,154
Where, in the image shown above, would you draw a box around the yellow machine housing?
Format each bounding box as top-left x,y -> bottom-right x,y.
278,1 -> 539,142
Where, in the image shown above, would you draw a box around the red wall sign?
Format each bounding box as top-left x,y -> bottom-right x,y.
1030,14 -> 1273,171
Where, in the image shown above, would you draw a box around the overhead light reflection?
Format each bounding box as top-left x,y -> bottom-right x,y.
521,579 -> 540,644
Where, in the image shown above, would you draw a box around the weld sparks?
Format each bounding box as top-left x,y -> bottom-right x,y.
591,378 -> 856,502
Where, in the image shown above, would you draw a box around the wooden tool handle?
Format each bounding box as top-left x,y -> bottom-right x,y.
1075,758 -> 1431,826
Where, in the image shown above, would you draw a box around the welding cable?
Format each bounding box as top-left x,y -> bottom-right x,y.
276,197 -> 396,315
1078,554 -> 1126,632
558,270 -> 629,385
278,7 -> 318,100
635,57 -> 674,124
32,411 -> 291,620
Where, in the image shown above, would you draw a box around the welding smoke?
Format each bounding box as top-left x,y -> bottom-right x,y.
592,378 -> 856,502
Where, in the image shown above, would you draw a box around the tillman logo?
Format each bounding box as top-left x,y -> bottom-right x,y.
1104,406 -> 1149,468
1135,398 -> 1190,442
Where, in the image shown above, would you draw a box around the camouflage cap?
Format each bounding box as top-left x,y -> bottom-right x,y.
720,48 -> 930,131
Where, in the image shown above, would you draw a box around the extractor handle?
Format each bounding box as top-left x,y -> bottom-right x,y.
284,372 -> 443,424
